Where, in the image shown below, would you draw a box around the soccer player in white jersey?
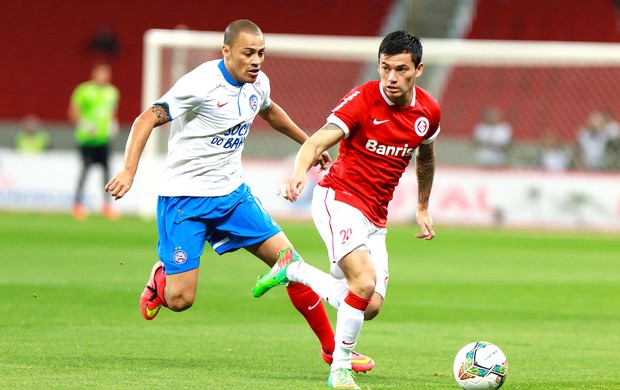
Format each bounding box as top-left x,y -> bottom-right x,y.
104,19 -> 374,373
253,30 -> 440,389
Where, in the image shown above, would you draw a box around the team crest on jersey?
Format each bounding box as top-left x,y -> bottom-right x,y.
414,117 -> 430,137
249,94 -> 258,112
173,249 -> 187,264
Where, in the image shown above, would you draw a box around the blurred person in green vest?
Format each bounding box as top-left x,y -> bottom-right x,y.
68,63 -> 120,220
14,114 -> 51,154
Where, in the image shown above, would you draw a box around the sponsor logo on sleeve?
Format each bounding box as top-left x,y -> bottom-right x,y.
332,90 -> 360,112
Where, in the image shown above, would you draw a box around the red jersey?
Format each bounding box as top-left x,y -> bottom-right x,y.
319,80 -> 441,228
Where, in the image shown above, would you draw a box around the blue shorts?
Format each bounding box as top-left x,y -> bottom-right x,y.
156,183 -> 282,275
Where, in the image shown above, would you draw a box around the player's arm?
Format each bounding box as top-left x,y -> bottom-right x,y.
259,101 -> 331,170
67,103 -> 80,124
104,104 -> 171,200
67,86 -> 81,124
415,141 -> 436,240
282,123 -> 344,202
259,101 -> 307,143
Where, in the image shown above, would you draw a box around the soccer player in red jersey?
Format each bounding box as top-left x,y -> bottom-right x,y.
253,30 -> 439,389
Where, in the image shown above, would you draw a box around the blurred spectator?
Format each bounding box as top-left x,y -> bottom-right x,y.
601,109 -> 620,169
539,129 -> 573,172
576,111 -> 610,170
14,114 -> 51,154
88,24 -> 119,60
600,108 -> 620,138
473,106 -> 513,167
68,63 -> 120,220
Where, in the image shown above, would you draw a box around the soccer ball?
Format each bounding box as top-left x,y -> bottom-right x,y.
453,341 -> 508,389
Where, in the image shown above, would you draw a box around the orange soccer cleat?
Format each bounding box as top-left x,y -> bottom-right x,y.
102,203 -> 120,221
72,203 -> 87,220
322,349 -> 375,373
140,262 -> 165,320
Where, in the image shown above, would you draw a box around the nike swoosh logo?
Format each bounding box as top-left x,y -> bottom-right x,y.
217,101 -> 229,108
373,118 -> 389,125
307,297 -> 322,311
145,303 -> 161,318
342,340 -> 356,345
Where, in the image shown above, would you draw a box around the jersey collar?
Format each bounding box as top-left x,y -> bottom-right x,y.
218,59 -> 244,87
379,81 -> 416,107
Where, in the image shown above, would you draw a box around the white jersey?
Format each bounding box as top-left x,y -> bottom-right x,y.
156,59 -> 271,196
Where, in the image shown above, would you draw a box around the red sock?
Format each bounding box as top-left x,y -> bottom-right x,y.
155,266 -> 168,307
344,290 -> 371,311
286,282 -> 335,353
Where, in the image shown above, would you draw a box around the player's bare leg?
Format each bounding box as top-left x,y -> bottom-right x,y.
363,292 -> 384,321
164,268 -> 199,311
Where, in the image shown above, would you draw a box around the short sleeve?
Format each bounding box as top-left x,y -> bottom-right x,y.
422,125 -> 440,144
327,87 -> 365,138
155,67 -> 208,120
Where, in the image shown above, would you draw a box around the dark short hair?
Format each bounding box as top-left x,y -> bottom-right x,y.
223,19 -> 263,46
378,31 -> 423,67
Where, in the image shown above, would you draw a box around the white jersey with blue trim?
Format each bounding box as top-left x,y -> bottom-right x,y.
155,59 -> 271,197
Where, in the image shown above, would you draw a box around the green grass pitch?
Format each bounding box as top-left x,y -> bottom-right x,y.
1,212 -> 619,389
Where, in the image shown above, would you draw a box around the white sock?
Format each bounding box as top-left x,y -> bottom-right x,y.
287,260 -> 348,309
331,300 -> 364,371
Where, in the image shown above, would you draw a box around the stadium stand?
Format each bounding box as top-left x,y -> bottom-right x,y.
439,0 -> 620,144
0,0 -> 394,126
3,0 -> 618,161
469,0 -> 620,42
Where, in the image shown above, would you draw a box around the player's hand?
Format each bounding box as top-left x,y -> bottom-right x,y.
415,208 -> 435,240
104,170 -> 135,200
312,151 -> 331,172
278,174 -> 306,203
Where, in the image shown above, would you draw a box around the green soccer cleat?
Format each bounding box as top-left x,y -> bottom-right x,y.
252,247 -> 300,298
327,368 -> 360,389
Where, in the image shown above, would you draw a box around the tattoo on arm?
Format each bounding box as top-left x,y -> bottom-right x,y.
150,104 -> 171,127
416,142 -> 435,209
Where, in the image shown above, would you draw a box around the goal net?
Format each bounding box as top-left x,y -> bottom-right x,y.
143,29 -> 620,163
138,29 -> 620,228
